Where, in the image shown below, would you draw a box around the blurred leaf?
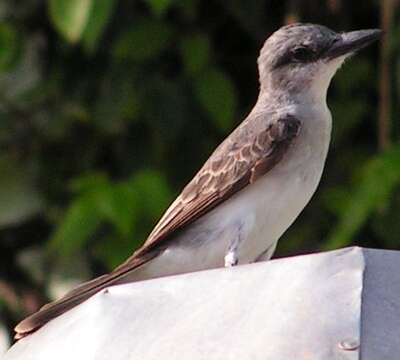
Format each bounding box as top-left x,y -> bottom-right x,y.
94,170 -> 171,267
113,20 -> 173,61
324,145 -> 400,250
145,0 -> 174,17
371,191 -> 400,247
331,100 -> 368,144
48,0 -> 93,43
127,170 -> 171,216
94,67 -> 140,133
81,0 -> 116,53
0,35 -> 41,99
180,34 -> 211,75
0,156 -> 43,227
321,187 -> 352,216
50,173 -> 107,255
194,69 -> 237,131
70,173 -> 136,238
50,170 -> 171,260
96,170 -> 171,240
49,193 -> 102,256
69,172 -> 109,193
0,23 -> 18,71
96,183 -> 138,237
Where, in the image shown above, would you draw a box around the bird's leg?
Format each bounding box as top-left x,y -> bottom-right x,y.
224,249 -> 238,267
224,226 -> 242,267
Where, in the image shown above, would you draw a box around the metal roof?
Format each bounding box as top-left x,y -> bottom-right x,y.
5,247 -> 400,359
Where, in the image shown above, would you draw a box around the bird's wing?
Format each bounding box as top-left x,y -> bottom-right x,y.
15,114 -> 300,338
135,113 -> 301,256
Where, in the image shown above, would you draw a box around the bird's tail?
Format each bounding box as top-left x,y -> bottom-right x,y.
14,252 -> 157,339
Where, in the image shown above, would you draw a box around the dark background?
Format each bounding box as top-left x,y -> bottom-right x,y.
0,0 -> 399,346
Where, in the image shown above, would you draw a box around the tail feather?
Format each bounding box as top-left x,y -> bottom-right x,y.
15,252 -> 157,339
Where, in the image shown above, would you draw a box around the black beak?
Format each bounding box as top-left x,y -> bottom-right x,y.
325,29 -> 382,59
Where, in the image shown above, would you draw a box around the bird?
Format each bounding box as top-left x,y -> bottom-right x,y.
15,23 -> 381,339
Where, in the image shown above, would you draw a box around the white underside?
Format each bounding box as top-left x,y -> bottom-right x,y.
119,101 -> 332,284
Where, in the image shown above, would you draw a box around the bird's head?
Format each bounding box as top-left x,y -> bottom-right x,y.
258,23 -> 382,103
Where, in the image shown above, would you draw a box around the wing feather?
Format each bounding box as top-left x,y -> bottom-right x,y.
136,114 -> 301,256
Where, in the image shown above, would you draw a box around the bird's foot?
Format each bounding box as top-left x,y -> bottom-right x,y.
224,251 -> 238,267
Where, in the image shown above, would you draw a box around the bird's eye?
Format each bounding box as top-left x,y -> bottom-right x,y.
292,47 -> 314,62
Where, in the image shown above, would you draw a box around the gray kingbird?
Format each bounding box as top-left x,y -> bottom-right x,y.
15,23 -> 381,338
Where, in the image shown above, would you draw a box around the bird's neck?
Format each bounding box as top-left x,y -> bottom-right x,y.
255,86 -> 329,113
256,57 -> 345,112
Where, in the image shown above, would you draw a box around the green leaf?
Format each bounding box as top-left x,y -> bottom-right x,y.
49,193 -> 102,256
323,145 -> 400,250
0,23 -> 18,71
50,173 -> 107,256
95,182 -> 138,237
180,34 -> 211,75
90,170 -> 171,268
145,0 -> 174,17
127,170 -> 171,216
70,173 -> 137,237
194,69 -> 237,131
0,156 -> 43,227
69,172 -> 109,193
50,170 -> 171,261
321,187 -> 352,216
82,0 -> 116,53
113,20 -> 173,61
48,0 -> 93,43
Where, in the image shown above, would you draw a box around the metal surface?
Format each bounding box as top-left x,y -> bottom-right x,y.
4,247 -> 400,360
361,249 -> 400,359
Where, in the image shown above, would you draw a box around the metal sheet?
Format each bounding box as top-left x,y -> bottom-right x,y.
360,248 -> 400,359
5,247 -> 368,360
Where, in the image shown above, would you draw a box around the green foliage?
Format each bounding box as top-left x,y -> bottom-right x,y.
48,0 -> 115,49
194,69 -> 237,131
49,0 -> 94,43
81,0 -> 117,53
49,187 -> 103,256
0,23 -> 18,71
50,171 -> 171,268
330,59 -> 375,144
113,20 -> 174,62
145,0 -> 175,18
180,34 -> 211,75
0,156 -> 43,227
324,146 -> 400,250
